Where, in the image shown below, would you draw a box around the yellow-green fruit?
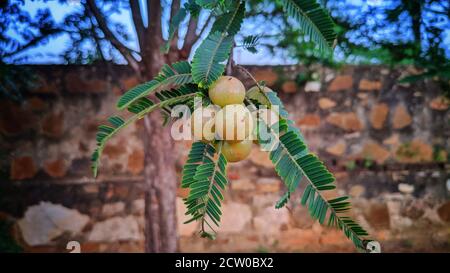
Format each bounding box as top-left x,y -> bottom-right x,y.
246,85 -> 273,106
208,76 -> 245,107
215,104 -> 254,143
191,106 -> 217,142
247,85 -> 272,93
221,139 -> 253,162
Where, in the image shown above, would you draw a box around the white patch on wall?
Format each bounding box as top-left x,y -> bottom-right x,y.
304,81 -> 321,92
18,201 -> 90,246
88,216 -> 142,242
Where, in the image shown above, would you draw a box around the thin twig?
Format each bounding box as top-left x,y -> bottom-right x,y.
86,0 -> 140,72
190,13 -> 213,47
226,43 -> 235,75
236,65 -> 261,89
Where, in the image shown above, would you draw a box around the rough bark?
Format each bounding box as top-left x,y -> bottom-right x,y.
141,49 -> 180,253
142,45 -> 180,252
141,0 -> 179,253
143,112 -> 179,252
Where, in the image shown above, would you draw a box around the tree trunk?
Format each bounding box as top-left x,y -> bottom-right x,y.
141,48 -> 179,252
143,112 -> 179,252
141,0 -> 180,251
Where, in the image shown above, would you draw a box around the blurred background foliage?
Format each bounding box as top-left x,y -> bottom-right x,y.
246,0 -> 449,96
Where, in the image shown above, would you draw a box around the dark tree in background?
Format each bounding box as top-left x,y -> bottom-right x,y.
326,0 -> 449,66
1,0 -> 215,253
328,0 -> 450,97
246,0 -> 449,95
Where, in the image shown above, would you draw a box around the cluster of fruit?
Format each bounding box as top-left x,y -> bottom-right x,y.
190,76 -> 256,163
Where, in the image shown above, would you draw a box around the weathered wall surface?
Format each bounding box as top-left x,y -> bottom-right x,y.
0,65 -> 449,253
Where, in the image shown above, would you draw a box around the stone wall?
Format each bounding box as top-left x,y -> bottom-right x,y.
0,64 -> 449,253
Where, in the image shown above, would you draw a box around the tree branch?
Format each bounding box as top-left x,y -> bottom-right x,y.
142,0 -> 164,77
129,0 -> 145,51
146,0 -> 163,39
226,42 -> 235,75
1,28 -> 65,58
87,9 -> 106,61
169,0 -> 181,52
181,15 -> 198,54
86,0 -> 140,72
182,13 -> 212,55
424,7 -> 449,16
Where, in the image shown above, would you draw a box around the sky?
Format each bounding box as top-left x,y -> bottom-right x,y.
8,0 -> 295,65
4,0 -> 450,65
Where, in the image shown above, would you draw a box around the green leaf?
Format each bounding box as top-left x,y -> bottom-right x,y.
182,142 -> 216,188
210,2 -> 245,36
117,61 -> 193,110
191,33 -> 233,87
256,114 -> 370,250
246,86 -> 289,118
185,0 -> 202,17
242,35 -> 261,53
195,0 -> 233,10
248,87 -> 303,208
92,85 -> 201,178
191,2 -> 245,87
183,142 -> 229,237
195,0 -> 219,9
127,97 -> 154,114
279,0 -> 337,52
155,84 -> 202,109
275,192 -> 290,209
